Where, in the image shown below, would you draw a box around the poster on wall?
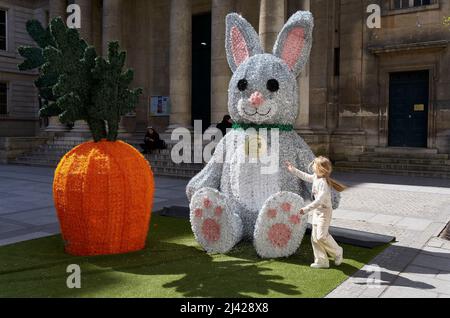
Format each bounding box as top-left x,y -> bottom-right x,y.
150,96 -> 170,116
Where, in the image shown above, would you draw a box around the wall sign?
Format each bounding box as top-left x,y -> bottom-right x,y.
414,104 -> 425,112
150,96 -> 170,116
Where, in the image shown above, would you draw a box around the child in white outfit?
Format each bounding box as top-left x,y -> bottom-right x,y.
286,156 -> 346,269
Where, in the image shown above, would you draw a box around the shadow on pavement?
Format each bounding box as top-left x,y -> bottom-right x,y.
350,244 -> 450,290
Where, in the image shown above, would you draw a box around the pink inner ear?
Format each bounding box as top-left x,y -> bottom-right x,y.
231,26 -> 249,67
281,27 -> 305,70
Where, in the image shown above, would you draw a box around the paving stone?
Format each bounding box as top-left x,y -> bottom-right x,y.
403,264 -> 440,277
0,231 -> 52,247
411,253 -> 450,272
395,217 -> 433,231
0,192 -> 21,199
435,271 -> 450,282
399,273 -> 450,295
332,209 -> 377,221
1,207 -> 57,226
369,214 -> 403,226
427,237 -> 444,248
381,286 -> 438,298
0,221 -> 24,234
421,246 -> 450,259
441,241 -> 450,250
154,188 -> 188,198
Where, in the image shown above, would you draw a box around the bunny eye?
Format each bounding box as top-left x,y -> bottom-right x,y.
237,79 -> 248,91
267,79 -> 279,92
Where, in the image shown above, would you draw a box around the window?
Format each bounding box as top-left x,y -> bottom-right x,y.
0,83 -> 7,115
0,10 -> 6,51
334,48 -> 340,77
393,0 -> 433,9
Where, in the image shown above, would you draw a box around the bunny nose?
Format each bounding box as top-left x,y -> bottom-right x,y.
249,91 -> 265,107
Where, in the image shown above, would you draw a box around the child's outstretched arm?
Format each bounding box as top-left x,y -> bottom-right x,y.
285,161 -> 314,183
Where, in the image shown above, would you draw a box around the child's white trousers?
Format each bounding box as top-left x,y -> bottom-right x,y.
311,222 -> 341,266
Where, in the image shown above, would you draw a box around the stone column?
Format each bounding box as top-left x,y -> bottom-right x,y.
102,0 -> 122,56
46,116 -> 69,132
101,0 -> 128,135
47,1 -> 67,134
49,0 -> 67,19
71,120 -> 91,137
75,0 -> 92,43
167,0 -> 192,130
235,0 -> 260,31
210,0 -> 234,126
296,0 -> 310,130
259,0 -> 286,52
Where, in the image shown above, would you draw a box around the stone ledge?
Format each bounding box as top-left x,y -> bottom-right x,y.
369,40 -> 449,55
381,3 -> 440,16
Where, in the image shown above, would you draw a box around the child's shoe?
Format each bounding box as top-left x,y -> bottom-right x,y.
310,262 -> 329,269
335,247 -> 344,266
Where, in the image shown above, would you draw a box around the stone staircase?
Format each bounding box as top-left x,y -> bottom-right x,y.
11,135 -> 205,179
334,147 -> 450,178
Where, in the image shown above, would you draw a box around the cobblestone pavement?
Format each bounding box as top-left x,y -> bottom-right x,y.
0,165 -> 449,297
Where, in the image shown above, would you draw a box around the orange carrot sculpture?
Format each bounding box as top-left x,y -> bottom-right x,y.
24,18 -> 154,256
54,140 -> 154,256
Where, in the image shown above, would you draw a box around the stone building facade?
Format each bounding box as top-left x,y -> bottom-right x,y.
1,0 -> 450,161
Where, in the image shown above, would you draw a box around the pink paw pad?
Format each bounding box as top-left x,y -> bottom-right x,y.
281,202 -> 291,212
289,214 -> 301,225
214,206 -> 223,217
202,218 -> 221,242
203,197 -> 212,208
194,208 -> 203,218
267,209 -> 277,219
267,223 -> 292,248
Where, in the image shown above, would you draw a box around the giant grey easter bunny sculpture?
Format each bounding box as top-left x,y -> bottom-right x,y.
186,11 -> 340,258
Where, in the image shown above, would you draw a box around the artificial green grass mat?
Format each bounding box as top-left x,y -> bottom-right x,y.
0,215 -> 387,298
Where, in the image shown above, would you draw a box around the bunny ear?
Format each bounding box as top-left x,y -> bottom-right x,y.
225,13 -> 263,73
273,11 -> 314,77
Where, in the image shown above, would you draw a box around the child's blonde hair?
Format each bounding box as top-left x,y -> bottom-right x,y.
308,156 -> 347,192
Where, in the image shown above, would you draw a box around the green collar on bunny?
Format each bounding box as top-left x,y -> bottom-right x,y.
232,123 -> 294,131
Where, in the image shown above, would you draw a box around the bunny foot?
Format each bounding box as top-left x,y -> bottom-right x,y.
190,187 -> 243,253
254,191 -> 308,258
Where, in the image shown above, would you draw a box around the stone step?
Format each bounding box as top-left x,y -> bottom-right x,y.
334,166 -> 450,179
349,156 -> 450,166
150,167 -> 199,178
10,134 -> 205,179
151,163 -> 200,172
13,158 -> 57,167
359,152 -> 449,160
374,147 -> 438,155
13,158 -> 201,178
18,154 -> 63,162
336,161 -> 450,173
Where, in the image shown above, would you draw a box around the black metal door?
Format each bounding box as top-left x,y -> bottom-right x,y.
191,13 -> 211,131
388,70 -> 429,147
